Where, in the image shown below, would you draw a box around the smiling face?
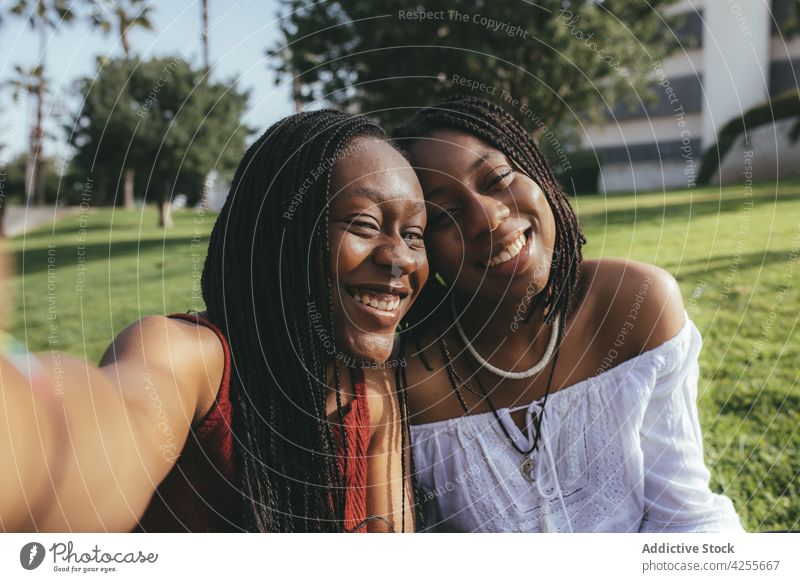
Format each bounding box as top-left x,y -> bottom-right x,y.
326,136 -> 429,363
407,129 -> 557,303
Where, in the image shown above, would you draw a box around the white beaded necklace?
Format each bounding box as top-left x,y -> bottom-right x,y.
451,296 -> 559,380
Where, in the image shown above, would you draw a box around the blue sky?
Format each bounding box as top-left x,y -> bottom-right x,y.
0,0 -> 295,162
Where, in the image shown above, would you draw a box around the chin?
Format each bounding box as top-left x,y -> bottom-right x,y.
339,331 -> 394,365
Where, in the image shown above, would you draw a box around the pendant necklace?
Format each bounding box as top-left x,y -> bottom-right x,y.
447,297 -> 563,482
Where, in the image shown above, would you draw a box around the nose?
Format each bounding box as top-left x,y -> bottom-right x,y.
463,192 -> 511,239
373,236 -> 417,277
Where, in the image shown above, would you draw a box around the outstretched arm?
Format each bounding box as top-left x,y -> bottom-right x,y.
0,316 -> 223,532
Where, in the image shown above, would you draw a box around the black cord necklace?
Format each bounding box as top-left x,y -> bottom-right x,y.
440,324 -> 562,481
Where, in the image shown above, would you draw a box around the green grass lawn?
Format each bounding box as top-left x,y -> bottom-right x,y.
7,180 -> 799,532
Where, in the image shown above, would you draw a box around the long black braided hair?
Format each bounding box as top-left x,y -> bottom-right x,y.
392,95 -> 586,340
201,109 -> 409,532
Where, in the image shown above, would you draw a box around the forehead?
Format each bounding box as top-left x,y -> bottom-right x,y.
407,129 -> 502,172
330,136 -> 424,210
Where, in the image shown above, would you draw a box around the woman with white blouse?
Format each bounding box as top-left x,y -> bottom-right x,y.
392,96 -> 744,533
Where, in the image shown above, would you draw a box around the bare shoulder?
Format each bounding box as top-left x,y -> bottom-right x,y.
100,314 -> 226,423
579,258 -> 686,356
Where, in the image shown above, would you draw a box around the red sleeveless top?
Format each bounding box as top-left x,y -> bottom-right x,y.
134,313 -> 371,532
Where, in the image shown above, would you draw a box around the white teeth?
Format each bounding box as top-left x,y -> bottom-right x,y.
350,290 -> 402,313
486,232 -> 528,267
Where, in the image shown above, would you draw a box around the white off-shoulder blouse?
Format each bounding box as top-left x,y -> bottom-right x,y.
410,314 -> 745,533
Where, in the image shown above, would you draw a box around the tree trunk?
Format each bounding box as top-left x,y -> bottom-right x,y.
123,168 -> 135,209
202,0 -> 210,71
292,75 -> 303,112
24,133 -> 36,205
120,22 -> 131,58
158,182 -> 173,228
0,202 -> 6,239
33,27 -> 47,206
35,158 -> 46,205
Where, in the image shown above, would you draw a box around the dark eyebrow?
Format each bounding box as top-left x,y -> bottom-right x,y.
425,151 -> 505,199
468,151 -> 505,176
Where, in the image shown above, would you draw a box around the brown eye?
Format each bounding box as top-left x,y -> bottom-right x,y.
402,229 -> 425,248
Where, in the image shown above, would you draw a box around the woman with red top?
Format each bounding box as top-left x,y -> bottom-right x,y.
0,110 -> 428,532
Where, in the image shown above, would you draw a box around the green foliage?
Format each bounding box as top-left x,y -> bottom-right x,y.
8,0 -> 74,30
773,0 -> 800,38
3,63 -> 45,102
271,0 -> 681,131
697,90 -> 800,185
557,150 -> 601,195
1,153 -> 64,204
85,0 -> 155,57
68,56 -> 251,207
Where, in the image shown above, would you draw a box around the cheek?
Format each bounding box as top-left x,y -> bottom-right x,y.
329,232 -> 368,277
417,255 -> 431,289
539,205 -> 558,258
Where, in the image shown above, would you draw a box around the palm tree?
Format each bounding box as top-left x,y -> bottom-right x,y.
0,138 -> 6,239
0,14 -> 6,236
86,0 -> 154,209
201,0 -> 209,71
4,64 -> 47,206
7,0 -> 74,205
87,0 -> 153,59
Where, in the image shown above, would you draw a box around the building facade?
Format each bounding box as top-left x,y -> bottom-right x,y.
584,0 -> 797,192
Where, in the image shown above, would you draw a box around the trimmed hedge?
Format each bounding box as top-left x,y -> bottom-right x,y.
555,150 -> 601,195
698,89 -> 800,185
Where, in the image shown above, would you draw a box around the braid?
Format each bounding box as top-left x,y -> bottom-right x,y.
393,95 -> 585,337
202,109 -> 391,531
395,334 -> 424,532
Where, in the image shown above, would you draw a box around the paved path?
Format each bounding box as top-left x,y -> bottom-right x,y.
2,205 -> 81,238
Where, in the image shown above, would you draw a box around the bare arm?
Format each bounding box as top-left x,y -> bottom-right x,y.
363,368 -> 415,533
0,316 -> 223,532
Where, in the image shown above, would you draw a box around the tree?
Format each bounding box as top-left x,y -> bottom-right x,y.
69,56 -> 251,227
3,64 -> 48,206
8,0 -> 74,205
0,142 -> 8,239
201,0 -> 210,71
271,0 -> 682,133
86,0 -> 154,58
86,0 -> 155,209
0,16 -> 6,237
